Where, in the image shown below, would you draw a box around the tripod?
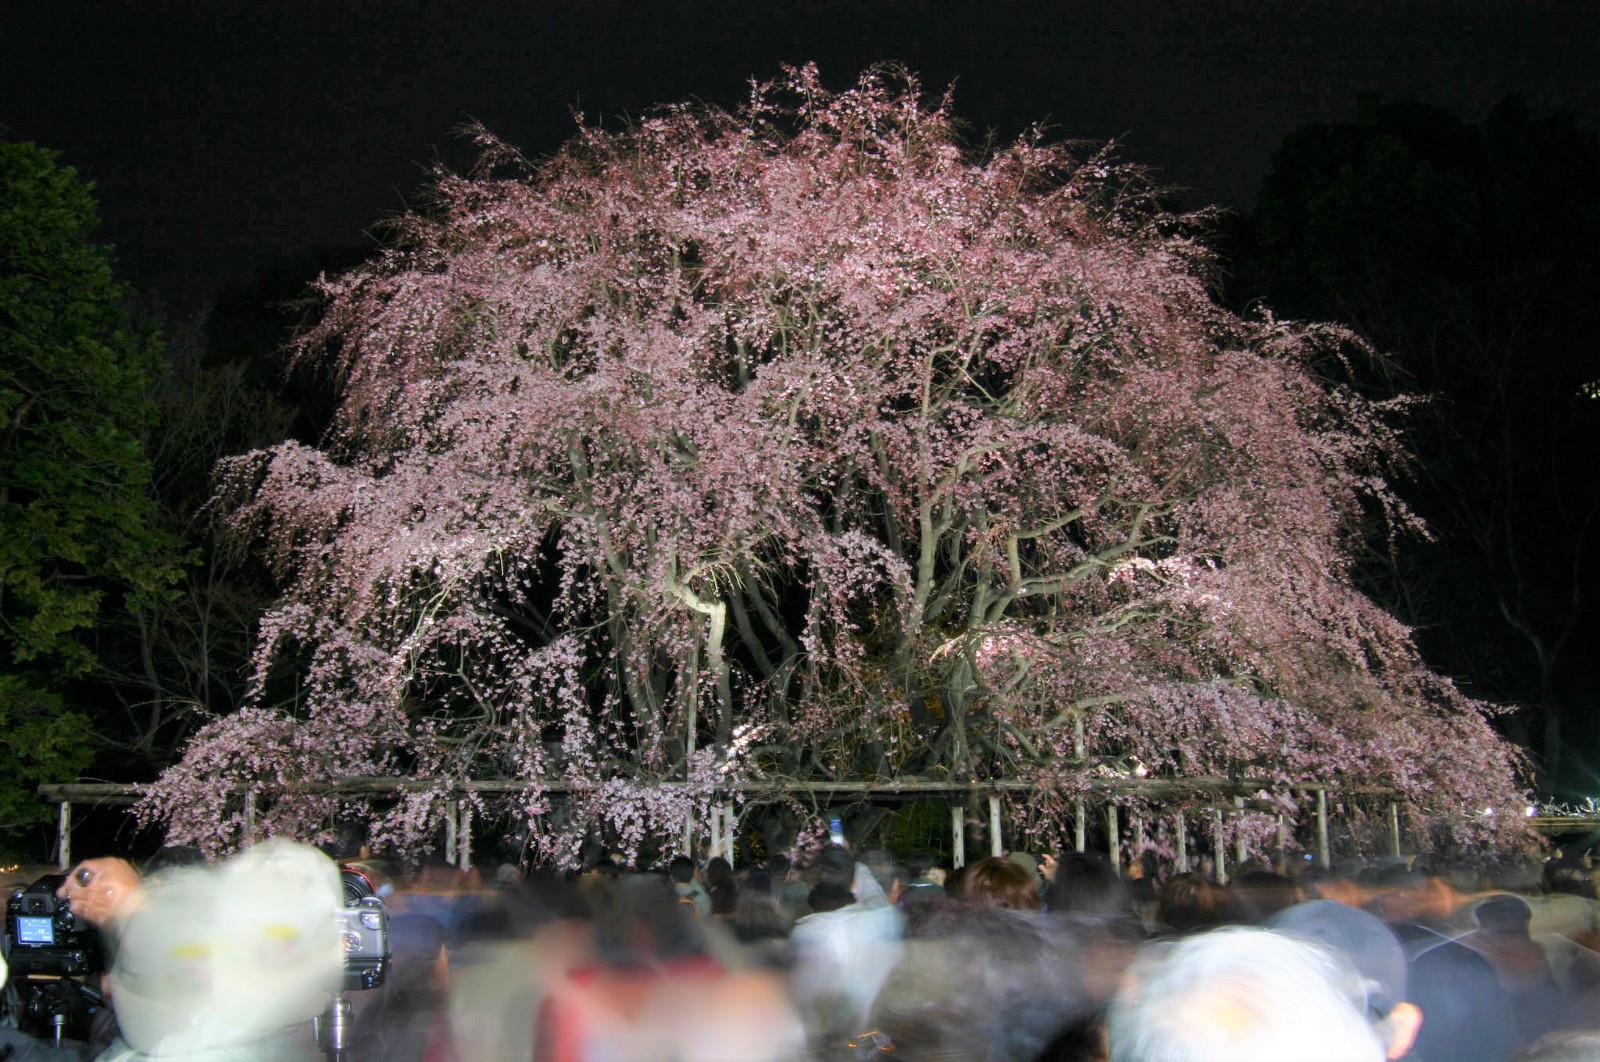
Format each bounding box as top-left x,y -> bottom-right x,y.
313,993 -> 355,1062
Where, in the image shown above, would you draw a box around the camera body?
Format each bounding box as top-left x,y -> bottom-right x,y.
337,866 -> 390,992
4,874 -> 102,978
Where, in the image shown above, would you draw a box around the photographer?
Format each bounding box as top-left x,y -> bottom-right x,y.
3,861 -> 114,1061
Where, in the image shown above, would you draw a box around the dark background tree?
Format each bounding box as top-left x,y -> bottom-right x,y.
1240,97 -> 1600,795
0,134 -> 180,855
89,252 -> 362,776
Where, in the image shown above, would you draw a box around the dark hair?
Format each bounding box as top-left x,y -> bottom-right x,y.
905,850 -> 941,882
1232,869 -> 1302,922
668,854 -> 696,884
1047,851 -> 1128,919
1158,871 -> 1225,934
766,852 -> 791,876
1476,893 -> 1533,934
706,856 -> 737,916
142,845 -> 207,877
815,844 -> 855,889
808,880 -> 855,913
733,879 -> 789,942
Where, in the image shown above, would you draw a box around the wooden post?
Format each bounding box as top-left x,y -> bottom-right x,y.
1107,804 -> 1121,874
458,801 -> 473,870
57,802 -> 71,872
1276,814 -> 1288,874
952,805 -> 966,868
1132,814 -> 1145,856
1388,802 -> 1402,858
1233,795 -> 1247,868
1213,808 -> 1227,885
1074,798 -> 1086,853
445,802 -> 459,866
683,812 -> 694,858
1316,789 -> 1330,869
1175,812 -> 1188,873
723,800 -> 737,861
989,795 -> 1003,858
243,787 -> 257,846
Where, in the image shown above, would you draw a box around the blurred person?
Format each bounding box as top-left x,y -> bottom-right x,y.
704,855 -> 738,919
943,862 -> 970,902
1109,927 -> 1388,1062
1268,900 -> 1424,1060
764,852 -> 811,922
855,847 -> 903,905
1407,926 -> 1519,1062
1049,851 -> 1129,919
870,904 -> 1093,1061
94,840 -> 344,1062
898,851 -> 946,916
1358,863 -> 1520,1061
789,845 -> 905,1053
667,854 -> 710,916
1232,868 -> 1304,923
730,871 -> 792,970
1300,865 -> 1370,909
535,874 -> 805,1060
1463,894 -> 1566,1045
1125,851 -> 1161,933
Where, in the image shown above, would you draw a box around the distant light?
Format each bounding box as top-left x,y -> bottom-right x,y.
1525,806 -> 1538,818
1481,807 -> 1495,817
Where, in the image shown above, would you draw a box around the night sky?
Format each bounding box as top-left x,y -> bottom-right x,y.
4,1 -> 1597,310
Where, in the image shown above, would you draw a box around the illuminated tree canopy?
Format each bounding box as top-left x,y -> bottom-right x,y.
139,68 -> 1525,861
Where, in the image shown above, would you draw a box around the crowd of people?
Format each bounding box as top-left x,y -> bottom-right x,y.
9,836 -> 1600,1060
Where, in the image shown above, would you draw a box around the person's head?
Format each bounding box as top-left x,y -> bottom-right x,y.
668,854 -> 696,885
904,850 -> 942,884
1109,927 -> 1386,1062
807,880 -> 854,913
1476,893 -> 1534,936
965,855 -> 1040,912
766,852 -> 792,879
704,855 -> 734,889
814,844 -> 855,889
1049,851 -> 1129,919
732,876 -> 788,943
1233,869 -> 1303,923
55,856 -> 145,929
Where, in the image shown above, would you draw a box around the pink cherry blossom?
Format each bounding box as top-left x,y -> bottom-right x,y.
137,66 -> 1527,864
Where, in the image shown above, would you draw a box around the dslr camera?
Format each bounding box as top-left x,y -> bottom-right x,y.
3,874 -> 105,1044
336,865 -> 390,992
4,874 -> 102,978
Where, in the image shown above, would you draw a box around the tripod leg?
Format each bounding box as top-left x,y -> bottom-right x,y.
314,994 -> 355,1061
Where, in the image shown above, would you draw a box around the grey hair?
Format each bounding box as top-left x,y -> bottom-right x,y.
1108,927 -> 1385,1062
